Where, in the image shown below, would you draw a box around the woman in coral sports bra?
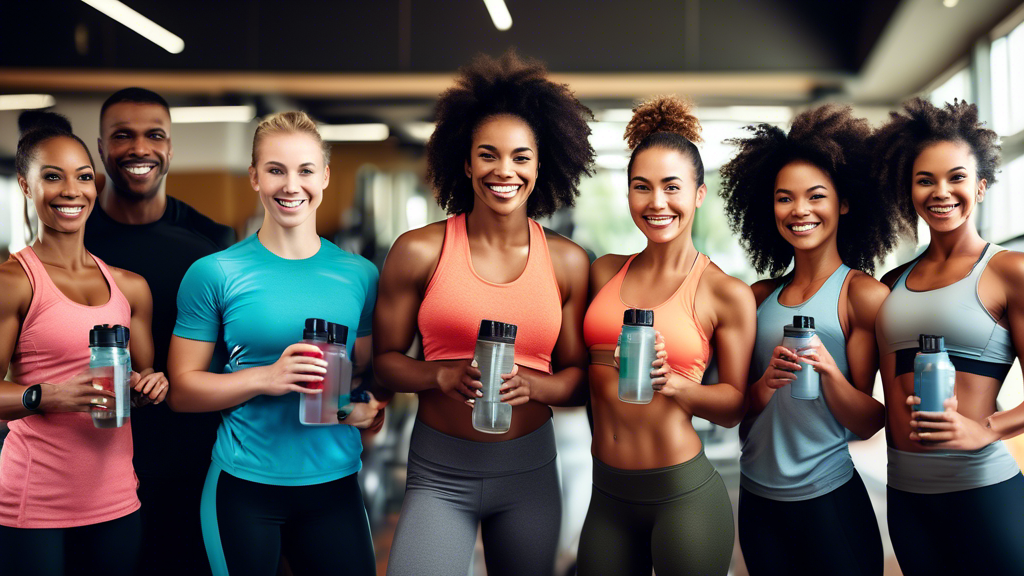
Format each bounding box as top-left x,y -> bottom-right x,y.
0,112 -> 166,576
374,52 -> 594,576
576,97 -> 756,576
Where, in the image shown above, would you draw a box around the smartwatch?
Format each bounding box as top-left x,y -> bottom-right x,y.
22,384 -> 42,412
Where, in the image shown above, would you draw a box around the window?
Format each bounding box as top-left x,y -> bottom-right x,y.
991,20 -> 1024,137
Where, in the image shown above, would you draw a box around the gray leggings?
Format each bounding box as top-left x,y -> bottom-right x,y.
386,420 -> 561,576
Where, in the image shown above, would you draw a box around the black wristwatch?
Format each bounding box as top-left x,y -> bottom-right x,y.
22,384 -> 42,412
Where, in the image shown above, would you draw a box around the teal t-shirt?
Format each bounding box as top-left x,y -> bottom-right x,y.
174,234 -> 378,486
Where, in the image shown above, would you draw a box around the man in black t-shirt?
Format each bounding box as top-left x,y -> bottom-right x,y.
85,88 -> 234,576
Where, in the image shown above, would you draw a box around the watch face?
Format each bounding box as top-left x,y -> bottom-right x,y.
24,386 -> 41,410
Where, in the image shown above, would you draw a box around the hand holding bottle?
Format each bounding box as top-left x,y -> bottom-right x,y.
256,343 -> 327,396
38,372 -> 116,413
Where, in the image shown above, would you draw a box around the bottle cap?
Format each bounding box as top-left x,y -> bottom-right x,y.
303,318 -> 329,340
327,322 -> 349,346
919,334 -> 945,354
478,319 -> 517,344
793,316 -> 815,329
89,324 -> 130,348
623,308 -> 655,327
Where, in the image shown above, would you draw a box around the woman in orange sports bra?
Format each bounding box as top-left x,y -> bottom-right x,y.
576,97 -> 756,576
374,51 -> 594,576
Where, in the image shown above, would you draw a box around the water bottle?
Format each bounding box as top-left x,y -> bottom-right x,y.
914,334 -> 956,412
329,323 -> 353,414
298,318 -> 334,426
782,316 -> 819,400
471,320 -> 517,434
618,309 -> 657,404
88,324 -> 131,429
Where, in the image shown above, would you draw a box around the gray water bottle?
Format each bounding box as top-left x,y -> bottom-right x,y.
618,309 -> 657,404
914,334 -> 956,412
783,316 -> 819,400
88,324 -> 131,429
471,320 -> 517,434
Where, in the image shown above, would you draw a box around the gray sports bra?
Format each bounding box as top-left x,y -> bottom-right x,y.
877,244 -> 1015,379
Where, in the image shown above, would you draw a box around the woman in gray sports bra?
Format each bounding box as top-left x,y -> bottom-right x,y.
720,105 -> 900,576
873,98 -> 1024,576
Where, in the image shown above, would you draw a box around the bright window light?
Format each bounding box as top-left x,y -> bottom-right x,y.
482,0 -> 512,31
169,105 -> 255,123
81,0 -> 185,54
404,122 -> 436,142
319,124 -> 390,142
595,155 -> 629,170
0,94 -> 56,111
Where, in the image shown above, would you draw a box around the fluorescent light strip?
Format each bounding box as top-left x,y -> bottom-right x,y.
169,105 -> 255,123
0,94 -> 56,111
482,0 -> 512,31
404,121 -> 436,142
81,0 -> 185,54
319,124 -> 389,142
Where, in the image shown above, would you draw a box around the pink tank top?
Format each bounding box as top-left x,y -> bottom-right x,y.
0,248 -> 139,528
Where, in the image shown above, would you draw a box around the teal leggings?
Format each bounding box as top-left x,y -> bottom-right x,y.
576,452 -> 735,576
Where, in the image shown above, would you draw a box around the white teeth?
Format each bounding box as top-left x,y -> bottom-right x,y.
929,205 -> 956,214
55,206 -> 83,215
488,185 -> 519,193
644,216 -> 674,225
790,223 -> 819,232
125,165 -> 154,175
276,199 -> 303,208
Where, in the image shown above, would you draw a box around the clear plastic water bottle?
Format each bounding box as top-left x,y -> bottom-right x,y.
783,316 -> 819,400
298,318 -> 333,426
88,324 -> 131,429
914,334 -> 956,413
329,322 -> 353,414
618,309 -> 657,404
472,319 -> 517,434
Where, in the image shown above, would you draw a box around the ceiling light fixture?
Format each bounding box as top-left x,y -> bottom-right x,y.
482,0 -> 513,31
81,0 -> 185,54
319,123 -> 390,142
169,105 -> 255,123
942,0 -> 959,7
403,122 -> 436,142
0,94 -> 56,111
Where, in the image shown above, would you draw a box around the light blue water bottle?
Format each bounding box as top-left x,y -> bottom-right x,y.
618,309 -> 657,404
914,334 -> 956,412
783,316 -> 819,400
88,324 -> 131,429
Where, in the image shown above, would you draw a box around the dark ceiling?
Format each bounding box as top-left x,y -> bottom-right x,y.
1,0 -> 899,74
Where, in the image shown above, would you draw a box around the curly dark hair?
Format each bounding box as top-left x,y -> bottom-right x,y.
720,104 -> 900,277
870,98 -> 1000,240
624,96 -> 704,186
426,50 -> 595,218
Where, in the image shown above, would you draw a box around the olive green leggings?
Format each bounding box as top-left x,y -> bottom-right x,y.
576,451 -> 735,576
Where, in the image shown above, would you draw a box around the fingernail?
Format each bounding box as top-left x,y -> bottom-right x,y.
471,359 -> 478,368
476,391 -> 483,397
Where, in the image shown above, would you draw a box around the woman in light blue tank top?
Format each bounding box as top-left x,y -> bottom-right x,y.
721,105 -> 902,576
873,99 -> 1024,576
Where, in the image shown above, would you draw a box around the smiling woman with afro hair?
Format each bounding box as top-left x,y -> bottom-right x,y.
373,50 -> 594,576
720,104 -> 895,576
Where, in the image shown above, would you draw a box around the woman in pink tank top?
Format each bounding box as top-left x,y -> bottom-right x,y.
0,112 -> 167,576
374,52 -> 594,576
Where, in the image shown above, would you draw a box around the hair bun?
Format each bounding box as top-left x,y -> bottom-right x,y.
624,96 -> 702,149
18,110 -> 72,136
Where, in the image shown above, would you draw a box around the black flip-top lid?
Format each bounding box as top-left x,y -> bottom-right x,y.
89,324 -> 130,348
327,322 -> 349,345
478,319 -> 517,344
623,308 -> 655,327
793,316 -> 815,329
303,318 -> 329,340
919,334 -> 946,354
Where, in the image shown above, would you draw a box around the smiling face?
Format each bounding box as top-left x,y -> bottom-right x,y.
910,140 -> 985,234
773,160 -> 848,252
98,102 -> 173,201
249,131 -> 329,230
628,146 -> 706,244
18,136 -> 97,235
463,114 -> 538,217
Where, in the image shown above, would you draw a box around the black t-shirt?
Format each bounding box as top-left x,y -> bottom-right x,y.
85,195 -> 235,479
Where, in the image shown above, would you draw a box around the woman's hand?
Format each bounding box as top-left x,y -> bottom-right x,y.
38,373 -> 116,413
499,364 -> 531,406
794,336 -> 842,384
651,332 -> 700,401
908,395 -> 1001,450
436,359 -> 481,406
759,345 -> 802,389
131,371 -> 168,407
255,343 -> 327,397
338,391 -> 387,429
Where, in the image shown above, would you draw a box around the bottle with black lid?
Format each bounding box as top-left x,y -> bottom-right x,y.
782,315 -> 819,400
472,319 -> 518,434
88,324 -> 132,428
914,334 -> 955,412
299,318 -> 334,425
618,309 -> 657,404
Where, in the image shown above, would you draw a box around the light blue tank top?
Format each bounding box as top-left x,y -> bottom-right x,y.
740,263 -> 859,501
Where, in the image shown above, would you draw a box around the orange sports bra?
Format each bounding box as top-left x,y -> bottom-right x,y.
417,214 -> 562,373
583,253 -> 711,383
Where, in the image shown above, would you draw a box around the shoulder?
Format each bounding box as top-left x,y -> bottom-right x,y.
385,221 -> 446,268
750,277 -> 782,307
543,229 -> 590,274
181,249 -> 230,286
168,197 -> 236,248
988,248 -> 1024,289
107,265 -> 150,301
0,257 -> 32,309
700,261 -> 756,310
323,242 -> 380,281
589,253 -> 630,293
845,270 -> 889,323
879,261 -> 913,289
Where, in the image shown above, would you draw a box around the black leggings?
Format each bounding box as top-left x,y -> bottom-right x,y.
888,473 -> 1024,576
738,471 -> 882,576
0,510 -> 141,576
202,465 -> 375,576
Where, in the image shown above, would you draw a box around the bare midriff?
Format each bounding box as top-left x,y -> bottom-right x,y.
416,388 -> 552,442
